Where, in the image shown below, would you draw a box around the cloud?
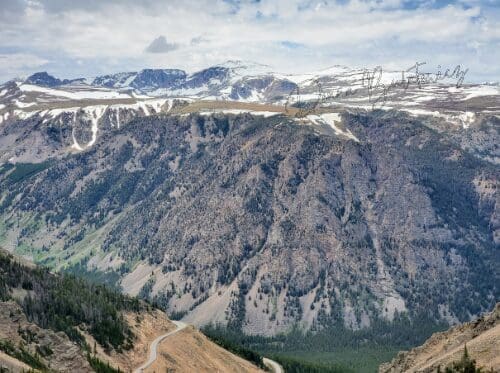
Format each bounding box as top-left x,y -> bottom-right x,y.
0,0 -> 26,21
0,53 -> 49,81
190,36 -> 209,46
145,35 -> 178,53
279,41 -> 305,49
0,0 -> 498,82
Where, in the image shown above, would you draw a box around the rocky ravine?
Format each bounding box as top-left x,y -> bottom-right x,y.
379,303 -> 500,372
0,107 -> 498,336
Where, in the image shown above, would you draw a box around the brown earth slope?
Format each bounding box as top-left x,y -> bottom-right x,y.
379,303 -> 500,373
80,308 -> 175,372
148,325 -> 263,373
0,301 -> 264,373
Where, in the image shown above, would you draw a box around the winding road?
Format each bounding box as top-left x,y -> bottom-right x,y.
133,318 -> 283,373
263,357 -> 284,373
133,320 -> 188,373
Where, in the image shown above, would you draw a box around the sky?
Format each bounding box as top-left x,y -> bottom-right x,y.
0,0 -> 499,83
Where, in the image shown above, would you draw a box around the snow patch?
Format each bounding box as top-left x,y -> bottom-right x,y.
84,105 -> 107,147
46,107 -> 80,119
464,85 -> 499,100
306,113 -> 360,142
13,110 -> 38,120
13,99 -> 36,108
457,111 -> 476,129
71,129 -> 84,151
131,91 -> 152,99
403,108 -> 443,118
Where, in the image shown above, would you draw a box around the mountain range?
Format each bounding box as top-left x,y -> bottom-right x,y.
0,61 -> 498,370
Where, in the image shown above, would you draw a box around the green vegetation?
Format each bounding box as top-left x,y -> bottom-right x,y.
0,339 -> 48,371
138,277 -> 155,299
87,353 -> 123,373
202,314 -> 446,373
270,348 -> 398,373
65,259 -> 122,290
270,355 -> 353,373
168,309 -> 188,320
0,162 -> 14,175
440,345 -> 494,373
0,250 -> 142,351
203,327 -> 355,372
6,162 -> 50,184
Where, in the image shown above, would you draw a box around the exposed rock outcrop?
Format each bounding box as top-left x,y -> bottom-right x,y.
379,303 -> 500,372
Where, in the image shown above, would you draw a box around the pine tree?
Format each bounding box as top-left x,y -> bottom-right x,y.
444,344 -> 483,373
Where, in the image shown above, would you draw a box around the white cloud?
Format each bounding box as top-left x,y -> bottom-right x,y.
0,53 -> 49,79
0,0 -> 498,82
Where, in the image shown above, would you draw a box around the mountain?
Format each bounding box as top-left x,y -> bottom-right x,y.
18,61 -> 292,100
0,248 -> 265,372
3,61 -> 498,124
89,71 -> 137,89
25,72 -> 84,87
0,62 -> 498,367
379,303 -> 500,372
0,108 -> 497,334
25,72 -> 63,87
91,69 -> 187,91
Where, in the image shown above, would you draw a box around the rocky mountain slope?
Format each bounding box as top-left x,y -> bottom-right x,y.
379,303 -> 500,372
0,299 -> 92,372
0,249 -> 264,372
0,108 -> 497,336
0,62 -> 498,338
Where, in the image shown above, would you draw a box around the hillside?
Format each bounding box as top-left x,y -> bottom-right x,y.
0,249 -> 264,372
379,303 -> 500,372
0,108 -> 497,337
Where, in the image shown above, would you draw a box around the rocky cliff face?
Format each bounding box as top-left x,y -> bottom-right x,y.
0,108 -> 497,335
0,300 -> 93,372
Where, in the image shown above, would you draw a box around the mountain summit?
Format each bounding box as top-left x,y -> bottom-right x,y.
25,71 -> 63,87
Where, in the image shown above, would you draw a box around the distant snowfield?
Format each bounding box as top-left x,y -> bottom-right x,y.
19,84 -> 132,100
463,85 -> 500,100
13,99 -> 36,108
1,63 -> 498,152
